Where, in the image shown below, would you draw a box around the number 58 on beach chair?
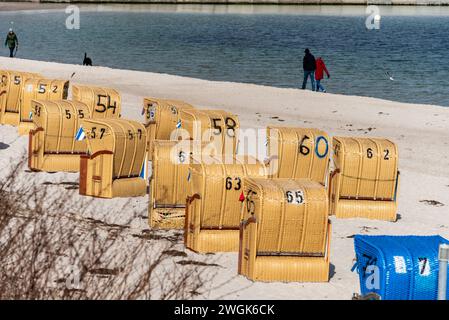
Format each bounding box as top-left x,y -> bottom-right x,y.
329,137 -> 399,221
79,118 -> 147,198
238,178 -> 331,282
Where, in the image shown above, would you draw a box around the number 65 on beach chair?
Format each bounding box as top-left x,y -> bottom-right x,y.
238,178 -> 331,282
79,118 -> 147,198
329,137 -> 400,221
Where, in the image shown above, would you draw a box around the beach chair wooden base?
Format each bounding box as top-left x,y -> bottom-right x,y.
239,220 -> 331,283
80,153 -> 147,199
28,128 -> 84,172
29,154 -> 83,172
186,229 -> 240,253
333,199 -> 397,221
0,112 -> 19,126
149,206 -> 185,229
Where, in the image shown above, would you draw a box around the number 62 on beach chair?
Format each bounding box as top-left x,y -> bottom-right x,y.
329,136 -> 400,221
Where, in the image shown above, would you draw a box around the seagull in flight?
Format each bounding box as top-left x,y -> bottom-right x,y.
386,71 -> 395,81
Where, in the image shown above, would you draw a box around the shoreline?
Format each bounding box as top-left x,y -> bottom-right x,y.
4,3 -> 449,14
1,56 -> 449,299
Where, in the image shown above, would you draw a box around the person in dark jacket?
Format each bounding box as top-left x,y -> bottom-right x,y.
302,48 -> 316,91
5,28 -> 18,58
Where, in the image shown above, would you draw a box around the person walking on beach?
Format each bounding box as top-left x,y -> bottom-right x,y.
5,28 -> 18,58
315,57 -> 330,92
302,48 -> 316,91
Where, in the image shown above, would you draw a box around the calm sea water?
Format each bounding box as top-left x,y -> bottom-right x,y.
1,5 -> 449,106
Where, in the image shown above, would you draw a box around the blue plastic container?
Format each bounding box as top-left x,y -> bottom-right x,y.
353,235 -> 449,300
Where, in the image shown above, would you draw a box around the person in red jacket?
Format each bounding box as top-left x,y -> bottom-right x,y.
315,57 -> 330,92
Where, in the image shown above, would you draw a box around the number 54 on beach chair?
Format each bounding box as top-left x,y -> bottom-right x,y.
72,84 -> 121,119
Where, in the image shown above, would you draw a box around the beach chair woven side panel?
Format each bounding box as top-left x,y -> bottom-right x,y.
72,85 -> 121,119
329,136 -> 399,221
19,78 -> 69,135
142,97 -> 195,160
354,235 -> 449,300
184,155 -> 267,253
267,126 -> 330,185
149,140 -> 212,229
0,70 -> 41,126
80,118 -> 147,198
29,100 -> 91,172
174,108 -> 240,156
239,178 -> 331,282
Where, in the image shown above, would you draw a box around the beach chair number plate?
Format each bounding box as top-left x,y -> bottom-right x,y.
96,94 -> 117,114
285,190 -> 305,205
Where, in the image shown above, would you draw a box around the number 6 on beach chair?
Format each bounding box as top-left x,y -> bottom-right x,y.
329,137 -> 399,221
238,178 -> 331,282
149,140 -> 213,229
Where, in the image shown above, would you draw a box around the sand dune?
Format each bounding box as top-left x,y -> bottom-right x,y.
1,56 -> 448,299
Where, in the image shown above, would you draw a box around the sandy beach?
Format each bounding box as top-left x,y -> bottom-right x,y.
1,56 -> 449,299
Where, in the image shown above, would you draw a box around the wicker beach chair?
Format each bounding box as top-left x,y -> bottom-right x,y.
79,118 -> 147,198
239,178 -> 331,282
185,155 -> 267,253
29,100 -> 91,172
329,136 -> 399,221
18,78 -> 69,135
0,70 -> 41,126
266,126 -> 330,185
